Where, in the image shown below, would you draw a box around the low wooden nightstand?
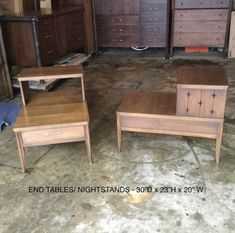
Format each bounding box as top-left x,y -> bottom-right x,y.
14,66 -> 92,172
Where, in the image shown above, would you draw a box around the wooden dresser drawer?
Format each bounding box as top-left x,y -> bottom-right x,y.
141,23 -> 166,35
22,125 -> 85,147
141,14 -> 167,23
174,0 -> 230,9
140,35 -> 166,47
98,35 -> 139,47
174,21 -> 227,33
174,9 -> 228,21
98,25 -> 139,36
96,15 -> 139,26
140,0 -> 167,14
105,0 -> 140,15
174,32 -> 225,47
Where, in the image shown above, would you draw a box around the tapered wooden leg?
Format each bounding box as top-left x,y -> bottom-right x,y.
117,113 -> 122,152
84,125 -> 92,164
216,122 -> 224,164
15,132 -> 26,173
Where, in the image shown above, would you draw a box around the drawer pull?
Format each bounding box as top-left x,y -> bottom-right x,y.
215,38 -> 221,41
119,29 -> 123,32
44,21 -> 50,25
47,50 -> 54,55
119,19 -> 123,22
111,19 -> 115,22
45,131 -> 60,136
119,39 -> 123,42
45,35 -> 52,39
154,8 -> 158,10
178,14 -> 184,17
149,7 -> 153,10
112,29 -> 116,32
112,39 -> 117,42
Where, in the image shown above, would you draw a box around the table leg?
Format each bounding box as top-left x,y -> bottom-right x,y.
215,122 -> 224,164
117,113 -> 122,152
84,125 -> 92,164
15,132 -> 26,172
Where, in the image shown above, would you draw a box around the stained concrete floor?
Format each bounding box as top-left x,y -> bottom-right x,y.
0,53 -> 235,233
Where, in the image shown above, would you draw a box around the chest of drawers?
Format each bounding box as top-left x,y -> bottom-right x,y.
1,7 -> 85,67
94,0 -> 169,52
171,0 -> 232,56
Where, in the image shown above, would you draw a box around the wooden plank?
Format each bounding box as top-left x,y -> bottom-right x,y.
228,11 -> 235,58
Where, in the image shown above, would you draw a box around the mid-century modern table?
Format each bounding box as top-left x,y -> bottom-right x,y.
116,66 -> 228,163
14,65 -> 92,172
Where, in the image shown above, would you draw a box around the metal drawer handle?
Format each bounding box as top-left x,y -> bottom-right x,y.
112,19 -> 115,22
119,39 -> 123,42
47,50 -> 54,55
119,29 -> 123,32
44,21 -> 50,25
154,8 -> 158,10
149,7 -> 153,10
215,38 -> 221,40
112,29 -> 116,32
45,131 -> 60,136
46,35 -> 52,39
112,39 -> 117,42
119,19 -> 123,22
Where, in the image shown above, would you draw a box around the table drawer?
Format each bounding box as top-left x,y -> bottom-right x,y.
174,0 -> 230,9
174,9 -> 228,21
174,21 -> 227,33
22,125 -> 85,147
173,32 -> 225,47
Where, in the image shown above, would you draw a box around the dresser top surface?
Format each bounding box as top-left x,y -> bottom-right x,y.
177,66 -> 229,87
18,65 -> 84,81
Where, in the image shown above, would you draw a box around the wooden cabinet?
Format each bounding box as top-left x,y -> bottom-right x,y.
140,0 -> 168,47
94,0 -> 169,50
176,67 -> 228,118
13,66 -> 92,172
171,0 -> 232,55
1,7 -> 85,67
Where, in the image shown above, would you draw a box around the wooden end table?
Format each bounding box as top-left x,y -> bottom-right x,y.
14,66 -> 92,172
117,66 -> 228,164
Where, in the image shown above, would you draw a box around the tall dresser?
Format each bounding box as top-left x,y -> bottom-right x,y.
94,0 -> 169,55
171,0 -> 232,56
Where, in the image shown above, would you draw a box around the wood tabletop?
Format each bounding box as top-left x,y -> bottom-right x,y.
177,66 -> 228,87
13,102 -> 89,131
117,91 -> 177,116
17,65 -> 84,81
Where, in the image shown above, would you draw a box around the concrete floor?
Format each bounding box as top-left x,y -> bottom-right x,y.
0,53 -> 235,233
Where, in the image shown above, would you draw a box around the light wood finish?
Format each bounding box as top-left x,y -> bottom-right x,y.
17,66 -> 85,106
176,66 -> 228,118
117,65 -> 229,165
228,11 -> 235,58
13,65 -> 92,172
